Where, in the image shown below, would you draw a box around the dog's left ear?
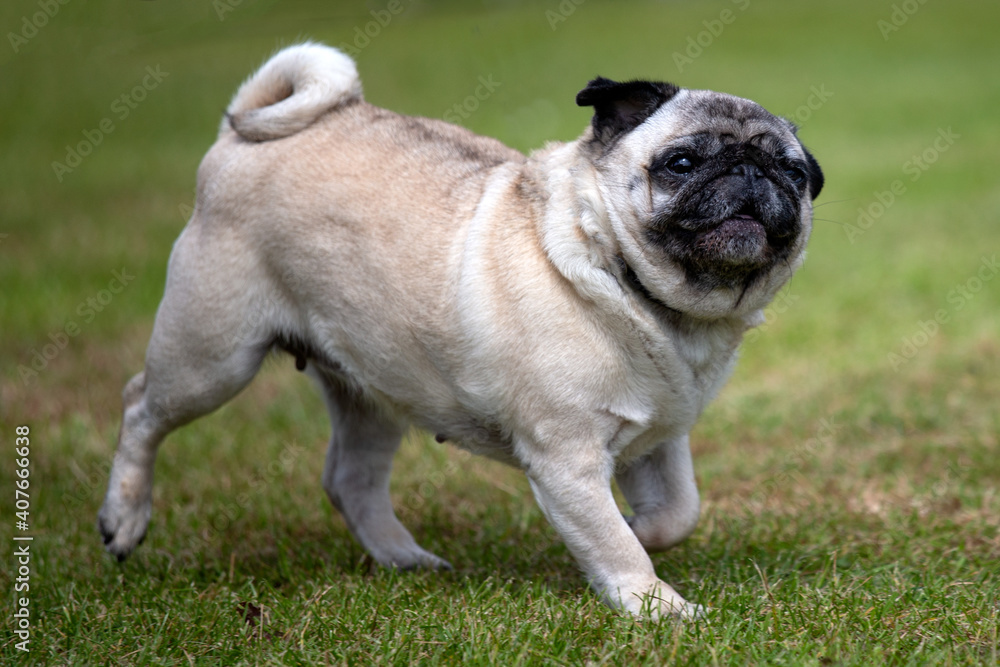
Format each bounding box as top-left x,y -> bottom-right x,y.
576,77 -> 679,146
803,147 -> 824,200
784,119 -> 824,200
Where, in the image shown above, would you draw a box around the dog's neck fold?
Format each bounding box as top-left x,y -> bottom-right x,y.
530,142 -> 682,321
530,141 -> 762,347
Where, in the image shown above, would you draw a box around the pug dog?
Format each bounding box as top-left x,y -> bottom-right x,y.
99,42 -> 822,619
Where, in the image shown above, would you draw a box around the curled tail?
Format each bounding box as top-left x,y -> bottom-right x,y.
223,42 -> 362,142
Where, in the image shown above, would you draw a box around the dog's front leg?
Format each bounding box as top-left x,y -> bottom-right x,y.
616,435 -> 701,552
523,446 -> 700,619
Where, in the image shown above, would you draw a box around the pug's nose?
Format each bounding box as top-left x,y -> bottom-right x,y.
729,163 -> 764,179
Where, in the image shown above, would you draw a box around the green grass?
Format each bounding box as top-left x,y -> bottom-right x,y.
2,0 -> 999,664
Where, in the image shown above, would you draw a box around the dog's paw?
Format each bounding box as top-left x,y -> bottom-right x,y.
97,499 -> 151,562
639,595 -> 705,622
606,578 -> 704,621
372,544 -> 453,571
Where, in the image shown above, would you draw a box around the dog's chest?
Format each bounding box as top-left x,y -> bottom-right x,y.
607,316 -> 743,457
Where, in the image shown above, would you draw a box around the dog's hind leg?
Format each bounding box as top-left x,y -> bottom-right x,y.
98,225 -> 272,560
316,373 -> 452,570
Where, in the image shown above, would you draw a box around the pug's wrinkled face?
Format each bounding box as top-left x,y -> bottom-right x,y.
577,79 -> 823,316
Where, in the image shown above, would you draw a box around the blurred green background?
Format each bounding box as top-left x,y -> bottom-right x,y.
1,0 -> 998,663
2,0 -> 998,377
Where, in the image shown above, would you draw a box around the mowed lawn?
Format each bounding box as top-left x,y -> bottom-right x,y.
1,0 -> 998,664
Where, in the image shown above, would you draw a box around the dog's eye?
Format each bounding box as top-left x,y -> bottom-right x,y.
667,155 -> 697,175
784,166 -> 806,185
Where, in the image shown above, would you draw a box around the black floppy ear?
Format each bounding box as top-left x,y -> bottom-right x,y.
803,147 -> 823,200
576,76 -> 680,145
